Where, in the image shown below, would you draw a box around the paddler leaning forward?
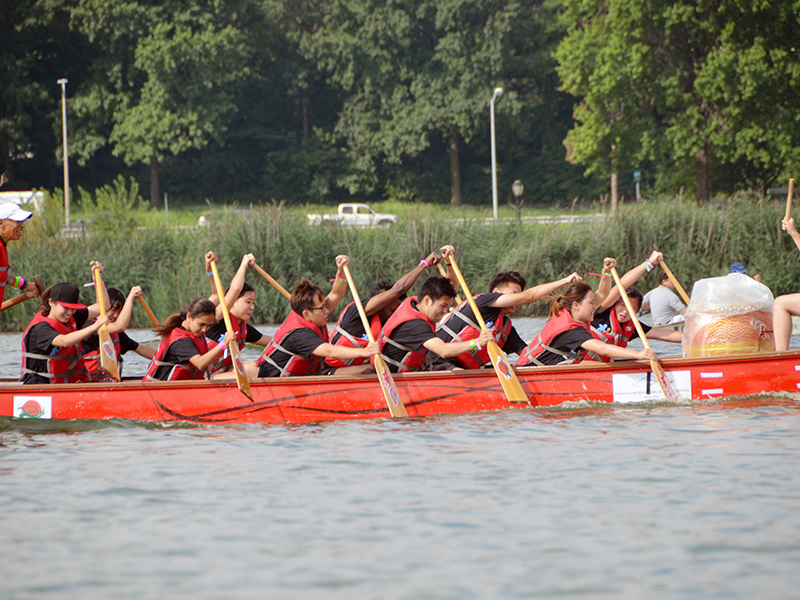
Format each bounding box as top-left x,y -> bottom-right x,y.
20,261 -> 110,384
433,266 -> 581,369
517,281 -> 656,366
379,275 -> 493,373
324,247 -> 453,370
257,255 -> 379,377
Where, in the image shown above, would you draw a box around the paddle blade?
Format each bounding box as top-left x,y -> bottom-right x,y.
98,325 -> 121,381
650,359 -> 679,400
375,354 -> 408,417
228,342 -> 253,401
487,342 -> 529,403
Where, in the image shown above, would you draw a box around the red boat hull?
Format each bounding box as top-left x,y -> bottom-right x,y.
2,352 -> 798,425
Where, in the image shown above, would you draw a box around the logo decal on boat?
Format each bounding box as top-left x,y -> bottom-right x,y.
496,357 -> 513,380
102,339 -> 115,359
381,370 -> 400,406
13,396 -> 52,419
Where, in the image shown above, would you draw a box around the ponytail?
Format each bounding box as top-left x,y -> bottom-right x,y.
546,281 -> 593,319
155,298 -> 216,338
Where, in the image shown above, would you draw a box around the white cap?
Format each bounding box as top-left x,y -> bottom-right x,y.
0,204 -> 33,221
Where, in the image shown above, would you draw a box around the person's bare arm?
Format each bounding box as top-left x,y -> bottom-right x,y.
325,255 -> 351,311
598,251 -> 663,311
492,273 -> 582,308
312,341 -> 379,360
363,251 -> 439,315
422,329 -> 493,358
581,338 -> 656,361
52,316 -> 109,348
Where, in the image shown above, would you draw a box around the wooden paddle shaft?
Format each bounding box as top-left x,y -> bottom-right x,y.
436,263 -> 462,304
448,256 -> 489,330
786,179 -> 795,221
0,292 -> 32,311
610,268 -> 652,350
659,261 -> 690,305
137,296 -> 160,328
253,264 -> 291,300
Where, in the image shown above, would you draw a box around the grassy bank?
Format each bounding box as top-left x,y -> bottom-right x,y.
2,193 -> 795,331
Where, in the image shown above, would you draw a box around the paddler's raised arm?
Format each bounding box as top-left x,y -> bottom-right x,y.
492,272 -> 582,308
597,251 -> 663,311
214,253 -> 255,322
363,250 -> 440,315
204,251 -> 219,304
86,261 -> 110,321
325,255 -> 351,311
592,257 -> 616,306
440,245 -> 458,291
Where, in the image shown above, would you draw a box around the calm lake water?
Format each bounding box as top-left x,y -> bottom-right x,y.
2,318 -> 799,599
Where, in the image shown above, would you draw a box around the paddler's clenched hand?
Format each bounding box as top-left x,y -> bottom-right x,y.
241,253 -> 255,269
423,251 -> 440,267
205,251 -> 218,270
564,272 -> 581,284
128,286 -> 143,300
93,315 -> 109,329
648,251 -> 663,265
362,341 -> 380,357
335,255 -> 350,269
603,257 -> 616,271
90,260 -> 104,274
782,217 -> 797,235
440,245 -> 455,260
638,348 -> 657,361
477,329 -> 493,348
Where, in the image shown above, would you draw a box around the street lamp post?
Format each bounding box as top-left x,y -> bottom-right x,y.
57,78 -> 70,229
489,87 -> 503,221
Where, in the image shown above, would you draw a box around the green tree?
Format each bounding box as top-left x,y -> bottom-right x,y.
68,0 -> 251,207
555,0 -> 800,203
302,0 -> 535,206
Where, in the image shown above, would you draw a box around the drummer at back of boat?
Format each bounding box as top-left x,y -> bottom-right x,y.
325,247 -> 454,371
20,262 -> 110,384
379,276 -> 493,373
434,268 -> 581,369
257,255 -> 380,377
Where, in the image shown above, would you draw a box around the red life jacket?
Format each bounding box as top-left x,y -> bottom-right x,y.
0,240 -> 9,305
143,327 -> 209,381
437,294 -> 512,369
326,301 -> 383,368
84,329 -> 122,380
378,297 -> 433,373
256,310 -> 329,377
207,314 -> 248,377
588,305 -> 636,362
517,309 -> 596,367
21,312 -> 88,383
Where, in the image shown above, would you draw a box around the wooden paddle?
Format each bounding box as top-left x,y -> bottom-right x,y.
448,256 -> 528,403
253,263 -> 291,300
0,275 -> 45,312
659,261 -> 690,305
342,264 -> 407,418
610,267 -> 678,400
210,261 -> 253,401
785,179 -> 795,221
92,267 -> 121,381
137,296 -> 160,328
436,263 -> 462,304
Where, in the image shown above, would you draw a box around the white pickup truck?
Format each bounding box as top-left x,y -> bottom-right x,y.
307,203 -> 399,226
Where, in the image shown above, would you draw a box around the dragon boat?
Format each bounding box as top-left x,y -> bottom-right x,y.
1,350 -> 797,425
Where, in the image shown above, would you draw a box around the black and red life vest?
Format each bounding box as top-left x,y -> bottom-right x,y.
437,294 -> 512,369
378,297 -> 433,373
588,305 -> 636,362
326,301 -> 383,368
256,310 -> 329,377
517,309 -> 595,367
84,329 -> 122,380
143,327 -> 209,381
21,312 -> 88,383
207,314 -> 248,377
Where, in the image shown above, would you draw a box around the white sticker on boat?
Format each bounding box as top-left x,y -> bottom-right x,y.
612,371 -> 691,403
701,388 -> 724,396
13,396 -> 52,419
700,372 -> 723,378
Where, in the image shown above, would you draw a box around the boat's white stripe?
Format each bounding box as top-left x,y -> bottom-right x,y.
794,365 -> 800,371
700,372 -> 723,378
701,388 -> 724,395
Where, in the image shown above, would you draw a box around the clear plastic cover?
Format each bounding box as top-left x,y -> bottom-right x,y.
682,273 -> 774,357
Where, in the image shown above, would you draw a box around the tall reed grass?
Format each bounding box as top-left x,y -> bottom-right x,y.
2,193 -> 795,331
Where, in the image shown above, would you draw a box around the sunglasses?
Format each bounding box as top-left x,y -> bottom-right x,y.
308,303 -> 329,312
